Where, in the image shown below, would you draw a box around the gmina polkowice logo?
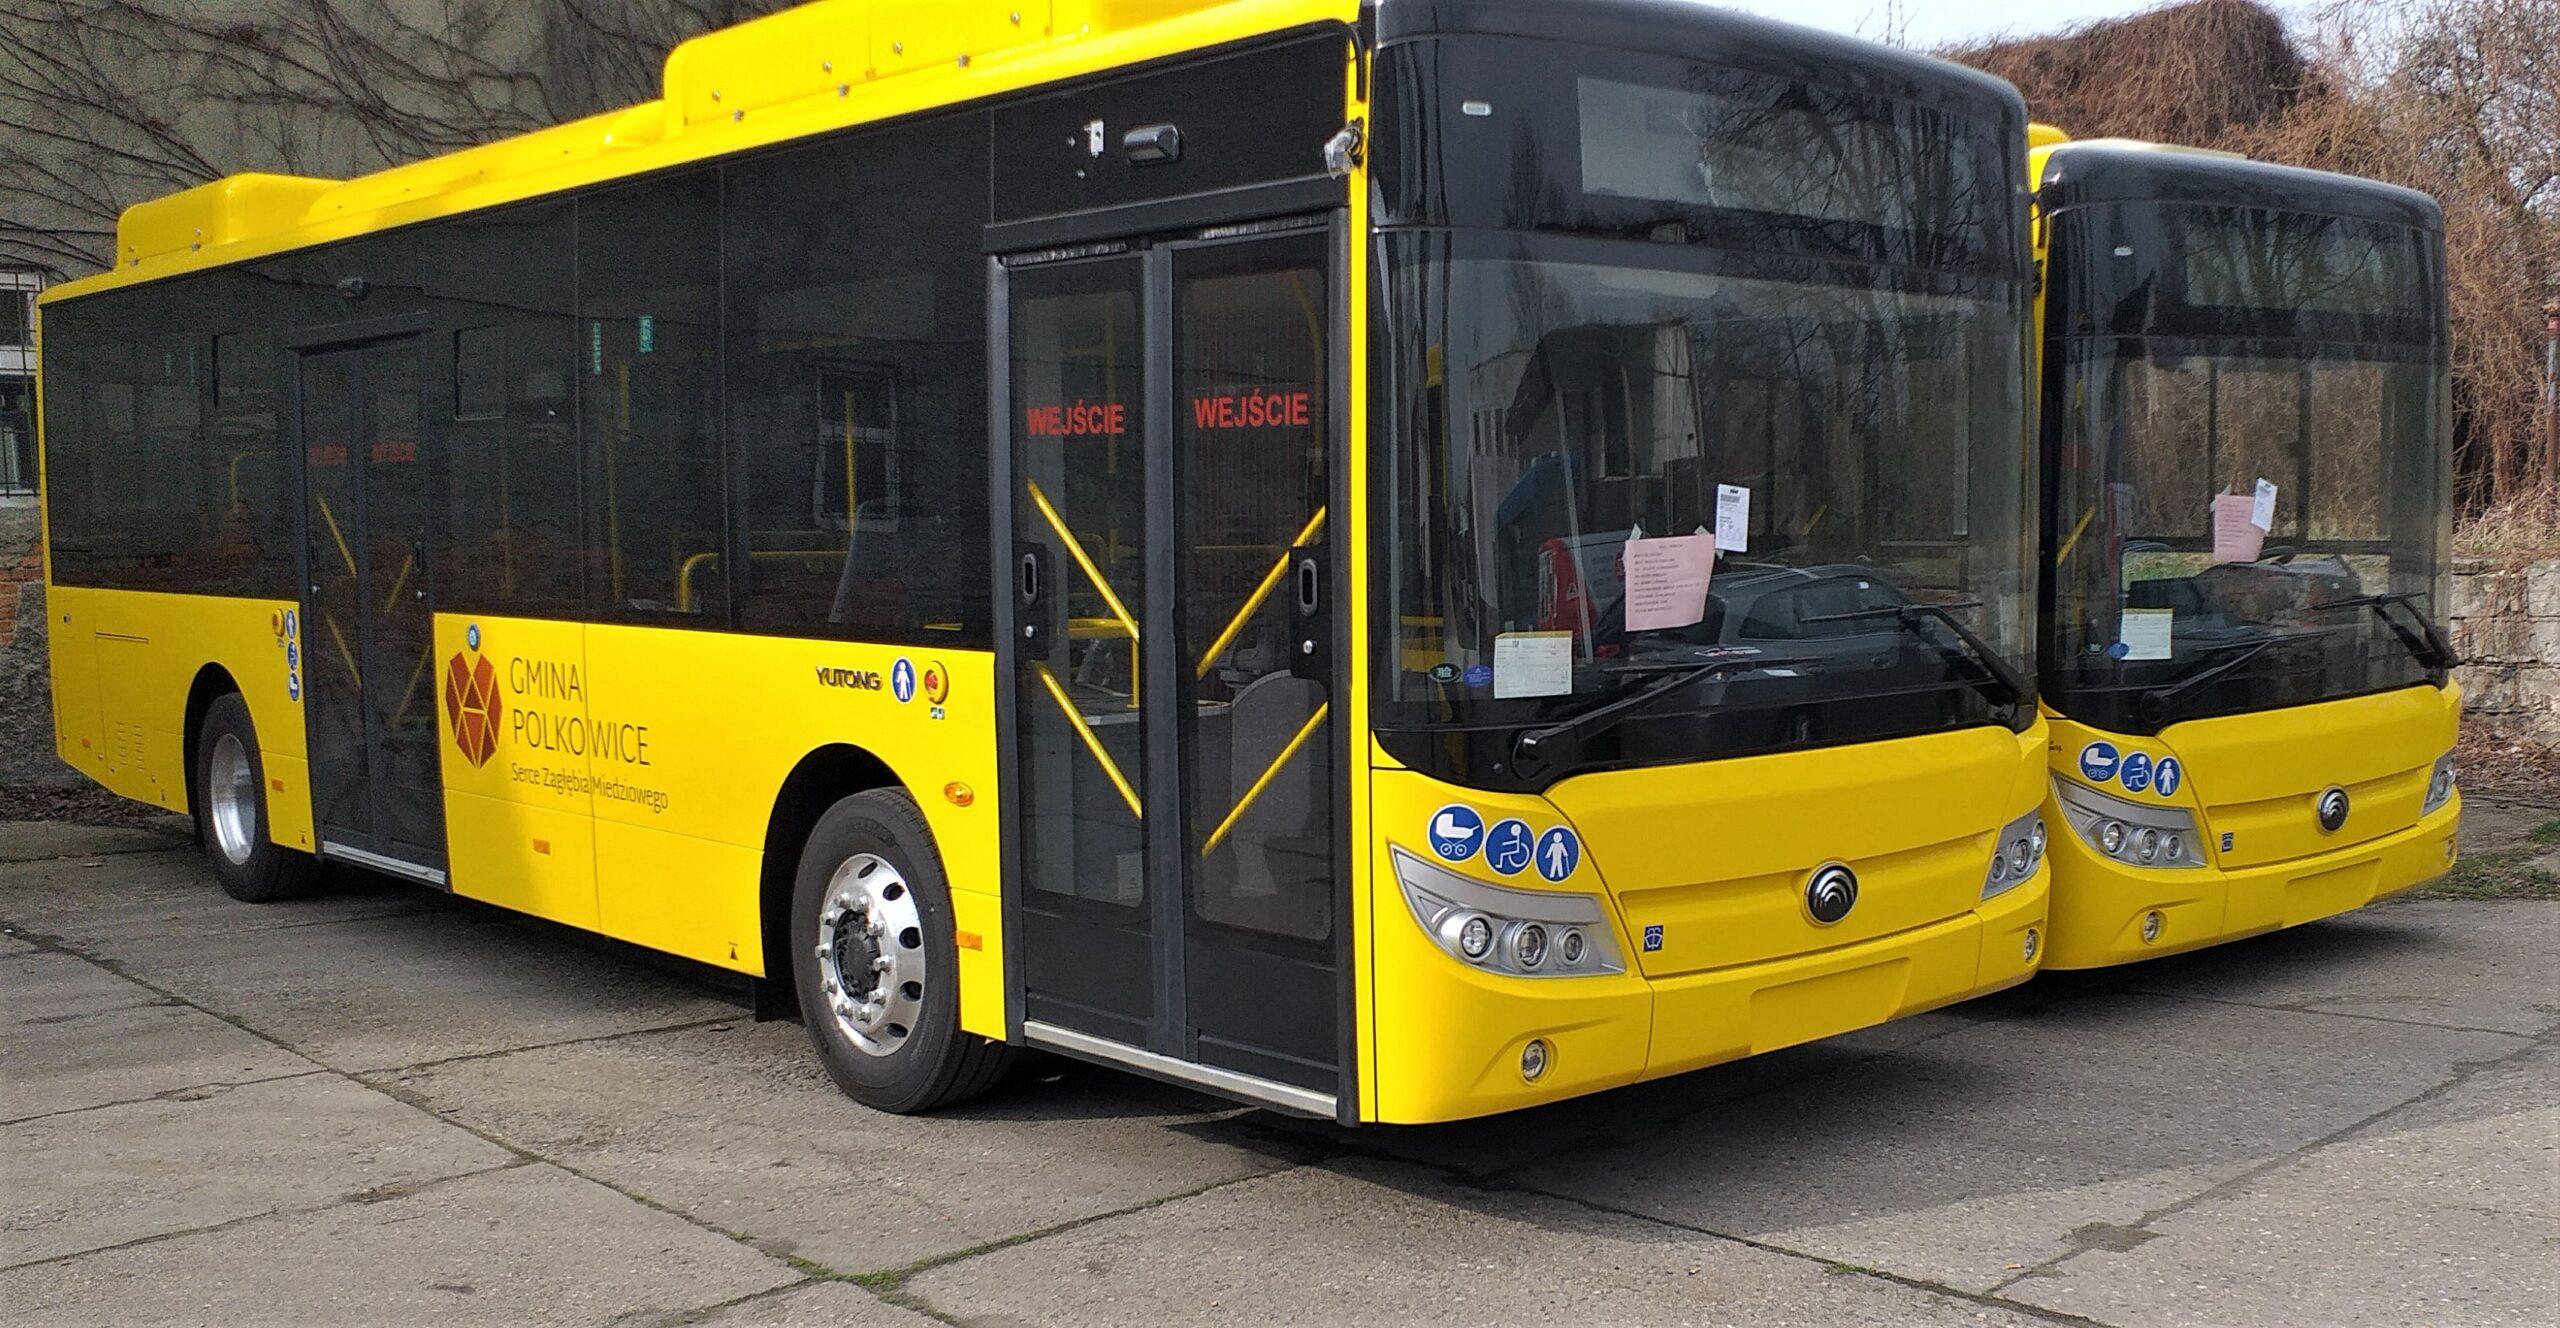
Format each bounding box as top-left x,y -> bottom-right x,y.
444,641 -> 502,769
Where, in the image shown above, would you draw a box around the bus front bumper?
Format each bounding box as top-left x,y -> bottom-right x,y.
1368,871 -> 2048,1124
2040,797 -> 2460,970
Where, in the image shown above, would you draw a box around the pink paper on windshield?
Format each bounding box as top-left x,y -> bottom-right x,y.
1623,533 -> 1717,631
2211,493 -> 2265,564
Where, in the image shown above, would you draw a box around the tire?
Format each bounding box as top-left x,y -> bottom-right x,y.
790,789 -> 1011,1113
193,693 -> 318,904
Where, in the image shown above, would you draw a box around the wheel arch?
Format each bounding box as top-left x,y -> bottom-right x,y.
757,743 -> 907,1017
179,663 -> 244,820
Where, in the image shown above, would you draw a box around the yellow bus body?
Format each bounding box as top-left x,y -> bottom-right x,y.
37,0 -> 2054,1123
2025,128 -> 2460,970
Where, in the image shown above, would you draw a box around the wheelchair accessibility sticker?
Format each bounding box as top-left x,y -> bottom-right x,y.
1485,819 -> 1534,876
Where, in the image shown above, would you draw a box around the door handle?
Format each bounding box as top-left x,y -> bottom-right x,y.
1018,547 -> 1050,648
1290,546 -> 1329,683
412,541 -> 428,602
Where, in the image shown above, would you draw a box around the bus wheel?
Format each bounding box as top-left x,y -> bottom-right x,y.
789,789 -> 1011,1113
194,694 -> 316,904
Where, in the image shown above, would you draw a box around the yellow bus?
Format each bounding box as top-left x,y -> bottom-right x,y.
2028,129 -> 2461,967
36,0 -> 2051,1124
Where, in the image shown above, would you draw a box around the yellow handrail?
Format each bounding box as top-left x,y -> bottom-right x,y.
1034,662 -> 1142,820
1024,478 -> 1140,645
1202,702 -> 1328,856
1194,507 -> 1325,681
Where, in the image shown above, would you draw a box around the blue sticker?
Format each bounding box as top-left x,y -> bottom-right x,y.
287,673 -> 302,702
1643,924 -> 1665,953
1463,664 -> 1495,689
465,622 -> 480,652
891,658 -> 918,703
1535,827 -> 1582,882
2107,641 -> 2132,660
2154,758 -> 2183,798
1428,805 -> 1486,862
1484,819 -> 1535,876
2079,741 -> 2122,783
284,609 -> 300,640
285,643 -> 299,670
2121,751 -> 2154,794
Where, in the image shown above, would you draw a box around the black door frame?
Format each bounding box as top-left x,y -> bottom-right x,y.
286,315 -> 451,886
992,211 -> 1353,1120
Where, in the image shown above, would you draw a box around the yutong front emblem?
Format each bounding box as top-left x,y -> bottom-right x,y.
2315,787 -> 2352,834
1804,863 -> 1859,926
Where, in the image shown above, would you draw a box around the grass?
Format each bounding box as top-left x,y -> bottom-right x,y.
2415,838 -> 2560,901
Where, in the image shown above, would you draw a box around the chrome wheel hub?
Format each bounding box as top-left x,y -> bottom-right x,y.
815,853 -> 926,1058
207,734 -> 258,867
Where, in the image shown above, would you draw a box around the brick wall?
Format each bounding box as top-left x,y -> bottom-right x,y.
2450,558 -> 2560,744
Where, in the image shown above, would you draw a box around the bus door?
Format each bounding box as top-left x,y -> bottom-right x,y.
999,221 -> 1345,1115
296,335 -> 449,883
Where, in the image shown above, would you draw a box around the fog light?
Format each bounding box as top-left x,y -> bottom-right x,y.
2099,820 -> 2126,855
1521,1038 -> 1552,1083
2030,822 -> 2048,857
1456,914 -> 1494,960
2164,834 -> 2183,863
1510,923 -> 1549,970
2137,828 -> 2161,863
2007,839 -> 2031,874
1558,929 -> 1587,967
2023,927 -> 2041,963
2141,910 -> 2166,944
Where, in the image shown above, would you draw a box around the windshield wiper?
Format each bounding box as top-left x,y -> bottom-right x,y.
1800,600 -> 2032,719
2138,628 -> 2331,726
2309,592 -> 2459,672
1511,654 -> 1810,775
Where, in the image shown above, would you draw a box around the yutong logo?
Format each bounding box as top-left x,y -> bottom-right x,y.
2315,786 -> 2352,834
444,647 -> 503,769
1804,863 -> 1860,926
816,667 -> 884,692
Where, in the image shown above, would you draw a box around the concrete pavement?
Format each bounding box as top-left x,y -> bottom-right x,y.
1,814 -> 2553,1327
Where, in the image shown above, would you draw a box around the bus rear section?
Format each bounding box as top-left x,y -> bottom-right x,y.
2030,136 -> 2460,969
1355,3 -> 2051,1123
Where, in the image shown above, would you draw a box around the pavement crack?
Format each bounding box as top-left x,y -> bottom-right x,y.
0,1068 -> 331,1127
1476,1175 -> 2123,1328
355,1016 -> 744,1078
0,1160 -> 526,1275
1987,1026 -> 2557,1296
2125,986 -> 2549,1039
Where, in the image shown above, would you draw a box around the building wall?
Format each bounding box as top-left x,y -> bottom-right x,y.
2451,558 -> 2560,745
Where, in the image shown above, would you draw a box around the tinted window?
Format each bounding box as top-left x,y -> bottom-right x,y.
725,119 -> 993,648
421,202 -> 582,616
581,172 -> 725,621
0,289 -> 30,345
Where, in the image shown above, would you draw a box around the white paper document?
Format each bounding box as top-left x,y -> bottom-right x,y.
2121,608 -> 2174,661
2212,492 -> 2265,563
2251,478 -> 2279,532
1622,533 -> 1717,632
1715,484 -> 1752,553
1493,631 -> 1575,699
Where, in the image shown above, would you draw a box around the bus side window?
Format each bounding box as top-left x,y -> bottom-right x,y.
723,115 -> 993,650
420,201 -> 580,618
578,171 -> 726,621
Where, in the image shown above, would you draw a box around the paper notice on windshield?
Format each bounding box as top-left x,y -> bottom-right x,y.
2121,608 -> 2174,661
1716,484 -> 1752,552
2251,478 -> 2279,532
1622,533 -> 1717,632
1494,631 -> 1575,699
2211,493 -> 2265,564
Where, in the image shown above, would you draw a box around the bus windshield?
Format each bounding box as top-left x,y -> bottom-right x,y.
2043,201 -> 2451,733
1371,37 -> 2034,789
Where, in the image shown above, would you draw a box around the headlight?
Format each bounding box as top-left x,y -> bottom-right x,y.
2422,755 -> 2457,817
1394,847 -> 1626,978
2054,778 -> 2208,870
1983,809 -> 2047,900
